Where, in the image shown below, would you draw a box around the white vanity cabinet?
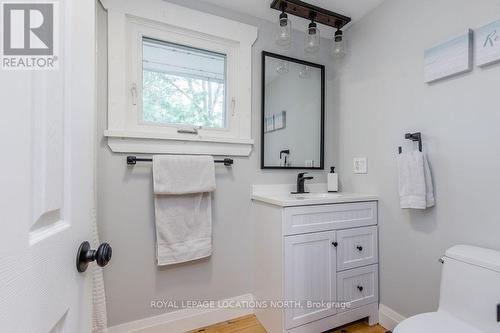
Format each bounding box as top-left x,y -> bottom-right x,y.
252,193 -> 379,333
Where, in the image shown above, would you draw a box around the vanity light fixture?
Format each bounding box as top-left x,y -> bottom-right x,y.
275,3 -> 292,46
270,0 -> 351,54
331,27 -> 347,59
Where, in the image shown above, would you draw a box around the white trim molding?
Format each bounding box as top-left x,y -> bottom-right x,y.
107,294 -> 255,333
100,0 -> 257,156
379,304 -> 406,331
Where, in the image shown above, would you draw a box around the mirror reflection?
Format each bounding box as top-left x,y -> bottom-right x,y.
261,52 -> 324,169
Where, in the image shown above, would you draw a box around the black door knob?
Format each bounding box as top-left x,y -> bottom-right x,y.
357,245 -> 363,251
357,285 -> 364,292
76,241 -> 112,273
332,242 -> 338,247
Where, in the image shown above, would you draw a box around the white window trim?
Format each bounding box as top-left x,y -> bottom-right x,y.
101,0 -> 257,156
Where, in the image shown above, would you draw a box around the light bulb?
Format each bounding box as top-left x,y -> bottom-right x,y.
276,12 -> 291,46
304,22 -> 320,54
331,28 -> 347,59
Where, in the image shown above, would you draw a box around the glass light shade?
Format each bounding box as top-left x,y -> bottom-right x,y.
276,16 -> 292,46
299,65 -> 311,78
276,60 -> 289,74
304,26 -> 320,54
330,29 -> 347,59
331,29 -> 347,59
331,39 -> 347,58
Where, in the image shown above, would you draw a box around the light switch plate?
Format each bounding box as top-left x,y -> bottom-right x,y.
353,157 -> 368,174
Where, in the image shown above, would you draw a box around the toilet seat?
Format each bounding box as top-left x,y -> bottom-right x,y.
393,311 -> 482,333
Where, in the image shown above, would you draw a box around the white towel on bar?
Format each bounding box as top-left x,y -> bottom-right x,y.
398,151 -> 435,209
153,155 -> 216,266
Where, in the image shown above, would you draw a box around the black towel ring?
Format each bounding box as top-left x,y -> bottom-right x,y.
398,132 -> 422,154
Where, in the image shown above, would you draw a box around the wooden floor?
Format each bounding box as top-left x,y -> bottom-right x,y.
186,315 -> 389,333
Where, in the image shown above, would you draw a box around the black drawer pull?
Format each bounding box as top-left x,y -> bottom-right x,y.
332,242 -> 338,247
356,245 -> 363,251
357,285 -> 363,292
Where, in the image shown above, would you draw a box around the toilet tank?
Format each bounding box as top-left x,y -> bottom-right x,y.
439,245 -> 500,332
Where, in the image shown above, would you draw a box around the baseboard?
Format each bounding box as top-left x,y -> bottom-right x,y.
378,304 -> 406,331
107,294 -> 254,333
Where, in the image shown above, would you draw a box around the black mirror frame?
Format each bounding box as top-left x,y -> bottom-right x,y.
261,51 -> 325,170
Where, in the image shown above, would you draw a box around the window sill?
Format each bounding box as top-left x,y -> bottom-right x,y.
104,130 -> 254,156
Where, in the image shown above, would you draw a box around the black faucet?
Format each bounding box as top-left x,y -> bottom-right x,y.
292,172 -> 314,194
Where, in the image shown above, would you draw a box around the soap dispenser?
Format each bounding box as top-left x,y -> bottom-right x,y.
328,167 -> 338,193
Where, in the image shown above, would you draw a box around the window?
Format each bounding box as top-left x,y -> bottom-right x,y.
142,38 -> 227,129
104,2 -> 257,156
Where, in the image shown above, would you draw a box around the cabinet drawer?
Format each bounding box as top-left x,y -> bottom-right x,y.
337,264 -> 378,311
336,226 -> 378,271
283,202 -> 377,236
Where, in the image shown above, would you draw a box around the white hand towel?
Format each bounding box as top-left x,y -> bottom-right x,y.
153,155 -> 215,266
398,151 -> 435,209
423,154 -> 435,208
153,155 -> 216,195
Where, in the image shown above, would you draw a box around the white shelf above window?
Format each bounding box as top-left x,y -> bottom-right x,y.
104,130 -> 254,156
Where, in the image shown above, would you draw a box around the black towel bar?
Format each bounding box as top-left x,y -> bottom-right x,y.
126,155 -> 234,166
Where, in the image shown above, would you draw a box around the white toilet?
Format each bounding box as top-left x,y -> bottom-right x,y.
394,245 -> 500,333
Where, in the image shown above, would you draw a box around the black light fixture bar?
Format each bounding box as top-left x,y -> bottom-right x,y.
270,0 -> 351,29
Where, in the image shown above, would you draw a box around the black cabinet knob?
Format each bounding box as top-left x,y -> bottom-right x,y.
356,245 -> 363,251
76,241 -> 112,273
357,285 -> 364,292
332,242 -> 338,247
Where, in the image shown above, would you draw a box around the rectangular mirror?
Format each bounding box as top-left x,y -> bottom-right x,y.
261,51 -> 325,169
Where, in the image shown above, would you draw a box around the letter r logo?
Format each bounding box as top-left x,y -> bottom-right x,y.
3,3 -> 54,55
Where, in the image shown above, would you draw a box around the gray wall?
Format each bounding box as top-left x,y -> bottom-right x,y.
96,0 -> 339,326
336,0 -> 500,318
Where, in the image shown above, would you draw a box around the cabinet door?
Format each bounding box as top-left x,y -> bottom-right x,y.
284,231 -> 337,329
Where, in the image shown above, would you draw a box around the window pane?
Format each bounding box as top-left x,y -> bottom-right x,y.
142,37 -> 227,128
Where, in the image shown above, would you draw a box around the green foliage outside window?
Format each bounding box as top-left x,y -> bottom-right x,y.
142,70 -> 225,128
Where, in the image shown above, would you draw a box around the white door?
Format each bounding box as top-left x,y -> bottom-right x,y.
0,0 -> 96,332
284,231 -> 337,330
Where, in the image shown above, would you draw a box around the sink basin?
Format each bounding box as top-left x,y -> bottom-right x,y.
290,192 -> 343,200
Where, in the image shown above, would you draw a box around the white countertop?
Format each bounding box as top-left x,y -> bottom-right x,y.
251,183 -> 378,207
